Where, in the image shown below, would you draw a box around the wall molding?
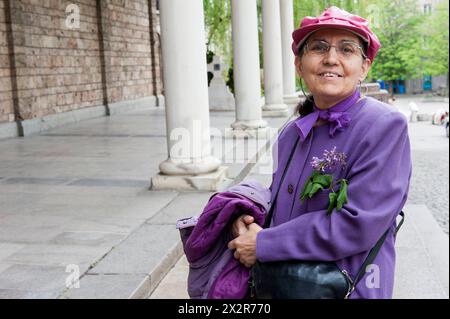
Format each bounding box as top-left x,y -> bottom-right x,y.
0,95 -> 165,139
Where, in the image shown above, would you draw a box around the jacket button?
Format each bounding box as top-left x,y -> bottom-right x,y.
287,184 -> 294,194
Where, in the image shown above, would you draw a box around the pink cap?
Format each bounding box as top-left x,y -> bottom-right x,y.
292,6 -> 381,61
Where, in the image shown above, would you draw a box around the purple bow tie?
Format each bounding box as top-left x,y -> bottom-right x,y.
295,90 -> 360,141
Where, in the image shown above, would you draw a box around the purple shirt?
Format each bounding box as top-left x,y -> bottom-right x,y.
256,96 -> 412,299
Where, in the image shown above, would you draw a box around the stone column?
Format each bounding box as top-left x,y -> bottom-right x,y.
229,0 -> 267,137
151,0 -> 227,191
262,0 -> 288,117
280,0 -> 300,104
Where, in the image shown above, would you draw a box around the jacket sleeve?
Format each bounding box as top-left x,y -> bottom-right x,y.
256,111 -> 412,262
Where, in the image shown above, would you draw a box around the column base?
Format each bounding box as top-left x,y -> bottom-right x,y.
225,126 -> 269,139
283,94 -> 301,105
262,103 -> 289,117
230,119 -> 267,130
150,166 -> 229,191
158,156 -> 221,176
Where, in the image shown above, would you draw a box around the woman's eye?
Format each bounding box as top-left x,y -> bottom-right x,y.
311,44 -> 327,52
341,45 -> 355,54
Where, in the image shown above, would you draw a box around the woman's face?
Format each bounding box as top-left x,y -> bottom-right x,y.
295,28 -> 371,109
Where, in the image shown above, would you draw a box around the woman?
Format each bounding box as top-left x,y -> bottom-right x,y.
228,6 -> 412,299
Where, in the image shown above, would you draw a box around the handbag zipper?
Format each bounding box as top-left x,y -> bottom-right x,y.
341,269 -> 355,299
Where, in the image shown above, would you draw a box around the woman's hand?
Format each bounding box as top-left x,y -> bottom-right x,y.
228,223 -> 262,268
231,214 -> 254,238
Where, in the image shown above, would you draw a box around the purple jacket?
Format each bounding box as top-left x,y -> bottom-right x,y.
177,180 -> 271,299
257,97 -> 412,299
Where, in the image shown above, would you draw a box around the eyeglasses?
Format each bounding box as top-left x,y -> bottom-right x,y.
303,40 -> 367,59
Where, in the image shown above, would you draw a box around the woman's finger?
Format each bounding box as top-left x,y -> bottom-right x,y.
234,250 -> 240,260
243,215 -> 254,224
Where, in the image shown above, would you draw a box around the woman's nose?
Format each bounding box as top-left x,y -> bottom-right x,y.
322,46 -> 340,64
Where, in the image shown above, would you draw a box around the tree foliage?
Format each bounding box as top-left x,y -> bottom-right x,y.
202,0 -> 449,90
368,0 -> 426,82
420,0 -> 449,76
203,0 -> 232,66
293,0 -> 448,86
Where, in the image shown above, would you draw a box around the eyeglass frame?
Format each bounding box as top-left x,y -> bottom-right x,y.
301,39 -> 368,60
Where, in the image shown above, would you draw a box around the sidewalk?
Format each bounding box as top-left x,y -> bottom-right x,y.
0,105 -> 291,298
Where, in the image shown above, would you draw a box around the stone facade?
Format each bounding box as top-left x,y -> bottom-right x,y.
0,0 -> 14,123
0,0 -> 162,125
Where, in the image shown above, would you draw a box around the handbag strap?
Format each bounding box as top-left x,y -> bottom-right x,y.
264,134 -> 406,295
264,136 -> 300,228
350,211 -> 405,291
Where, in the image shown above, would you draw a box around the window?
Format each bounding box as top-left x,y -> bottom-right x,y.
423,4 -> 432,14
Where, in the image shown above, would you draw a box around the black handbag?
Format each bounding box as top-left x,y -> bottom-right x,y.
250,136 -> 404,299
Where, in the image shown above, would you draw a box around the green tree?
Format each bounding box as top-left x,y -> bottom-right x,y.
420,1 -> 449,78
203,0 -> 232,66
368,0 -> 425,93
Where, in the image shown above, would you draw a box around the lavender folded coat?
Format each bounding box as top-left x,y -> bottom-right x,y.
178,180 -> 270,299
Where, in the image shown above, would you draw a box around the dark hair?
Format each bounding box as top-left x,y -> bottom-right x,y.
295,42 -> 315,117
295,95 -> 315,117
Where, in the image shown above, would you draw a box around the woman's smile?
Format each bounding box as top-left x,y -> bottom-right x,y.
318,71 -> 343,78
317,72 -> 344,81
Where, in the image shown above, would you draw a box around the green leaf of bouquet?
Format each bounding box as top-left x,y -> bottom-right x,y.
327,192 -> 338,215
312,174 -> 333,188
300,180 -> 313,202
308,183 -> 323,198
336,180 -> 348,211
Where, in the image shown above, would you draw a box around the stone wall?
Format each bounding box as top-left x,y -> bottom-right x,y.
0,0 -> 13,123
100,0 -> 161,104
0,0 -> 161,125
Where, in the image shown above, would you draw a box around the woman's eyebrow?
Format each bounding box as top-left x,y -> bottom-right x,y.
339,39 -> 359,43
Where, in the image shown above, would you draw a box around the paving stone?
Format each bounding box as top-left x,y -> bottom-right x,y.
2,177 -> 69,185
0,264 -> 73,292
0,289 -> 60,299
60,274 -> 147,299
67,178 -> 150,188
146,192 -> 214,225
88,224 -> 179,275
0,226 -> 64,243
3,244 -> 107,268
47,231 -> 127,247
0,263 -> 13,274
0,243 -> 26,261
149,255 -> 189,299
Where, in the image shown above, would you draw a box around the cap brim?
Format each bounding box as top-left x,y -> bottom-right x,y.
293,24 -> 370,52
